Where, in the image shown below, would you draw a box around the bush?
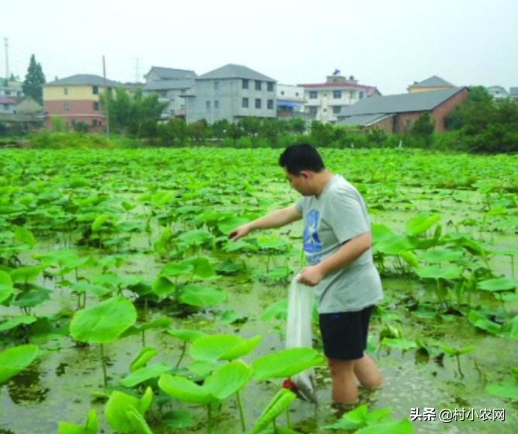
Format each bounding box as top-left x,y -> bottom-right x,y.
28,132 -> 121,149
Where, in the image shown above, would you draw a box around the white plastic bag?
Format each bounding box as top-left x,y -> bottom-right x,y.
286,274 -> 318,403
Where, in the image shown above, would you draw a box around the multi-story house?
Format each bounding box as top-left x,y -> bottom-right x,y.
299,74 -> 379,124
0,97 -> 16,114
143,67 -> 197,120
509,88 -> 518,101
184,64 -> 276,124
0,79 -> 24,98
408,76 -> 455,93
277,84 -> 306,118
43,74 -> 122,131
486,86 -> 509,100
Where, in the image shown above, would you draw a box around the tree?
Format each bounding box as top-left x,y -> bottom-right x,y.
100,87 -> 167,137
22,55 -> 46,104
410,113 -> 435,146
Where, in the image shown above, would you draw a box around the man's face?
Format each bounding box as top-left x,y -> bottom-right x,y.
284,168 -> 313,196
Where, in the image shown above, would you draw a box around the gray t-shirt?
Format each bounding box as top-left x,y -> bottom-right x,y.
295,174 -> 384,314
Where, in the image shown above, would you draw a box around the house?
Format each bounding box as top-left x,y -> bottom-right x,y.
0,97 -> 16,114
143,67 -> 197,120
486,86 -> 509,100
276,84 -> 306,118
0,79 -> 24,98
298,73 -> 379,124
510,88 -> 518,101
408,76 -> 455,93
184,64 -> 277,124
16,97 -> 43,115
43,74 -> 122,131
337,87 -> 469,133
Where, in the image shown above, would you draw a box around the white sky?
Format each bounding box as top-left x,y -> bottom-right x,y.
2,0 -> 518,94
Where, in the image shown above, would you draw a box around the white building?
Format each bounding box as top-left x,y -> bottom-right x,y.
299,73 -> 380,124
276,84 -> 306,117
486,86 -> 509,100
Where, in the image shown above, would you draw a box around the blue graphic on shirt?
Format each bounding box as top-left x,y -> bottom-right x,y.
303,209 -> 322,264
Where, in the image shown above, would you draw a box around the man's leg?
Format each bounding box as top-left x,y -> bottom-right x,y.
354,355 -> 384,389
328,358 -> 359,404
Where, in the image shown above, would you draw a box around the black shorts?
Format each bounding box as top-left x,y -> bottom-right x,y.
319,305 -> 375,360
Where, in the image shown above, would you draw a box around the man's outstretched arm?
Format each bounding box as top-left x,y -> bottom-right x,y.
229,205 -> 302,241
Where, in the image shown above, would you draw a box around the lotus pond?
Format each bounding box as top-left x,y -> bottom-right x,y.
1,148 -> 518,434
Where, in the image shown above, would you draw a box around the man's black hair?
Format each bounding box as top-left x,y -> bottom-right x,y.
279,143 -> 325,175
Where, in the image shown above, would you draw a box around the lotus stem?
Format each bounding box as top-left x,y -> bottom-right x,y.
141,330 -> 146,347
207,404 -> 213,434
176,341 -> 187,368
100,344 -> 108,387
455,354 -> 464,377
236,391 -> 247,432
273,419 -> 278,434
286,406 -> 292,427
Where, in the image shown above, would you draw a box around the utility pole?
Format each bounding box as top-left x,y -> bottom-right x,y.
4,38 -> 9,83
103,55 -> 110,138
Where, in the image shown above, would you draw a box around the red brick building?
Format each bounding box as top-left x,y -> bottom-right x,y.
337,87 -> 469,133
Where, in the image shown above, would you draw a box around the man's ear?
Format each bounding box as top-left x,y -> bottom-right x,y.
300,170 -> 310,180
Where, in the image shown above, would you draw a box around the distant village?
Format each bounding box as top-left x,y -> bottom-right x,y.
1,63 -> 517,135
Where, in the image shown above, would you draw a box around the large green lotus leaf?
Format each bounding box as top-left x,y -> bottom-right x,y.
160,262 -> 193,277
485,382 -> 518,399
477,277 -> 517,292
92,214 -> 112,233
468,310 -> 502,335
355,419 -> 414,434
0,344 -> 39,384
322,404 -> 394,430
151,276 -> 176,297
121,363 -> 173,388
0,315 -> 37,332
406,214 -> 441,236
71,297 -> 137,344
177,230 -> 211,246
221,335 -> 262,360
158,374 -> 214,404
252,348 -> 325,381
375,235 -> 415,255
416,265 -> 463,280
14,226 -> 37,247
223,240 -> 258,253
261,299 -> 288,321
190,334 -> 261,362
421,249 -> 463,263
59,409 -> 99,434
105,387 -> 153,433
125,406 -> 155,434
0,270 -> 14,303
69,281 -> 112,297
10,265 -> 46,283
179,285 -> 227,307
257,237 -> 288,251
503,315 -> 518,339
130,347 -> 158,372
166,328 -> 207,343
163,410 -> 195,429
12,288 -> 51,308
181,257 -> 215,278
382,338 -> 418,351
251,388 -> 297,434
204,360 -> 251,400
218,217 -> 250,235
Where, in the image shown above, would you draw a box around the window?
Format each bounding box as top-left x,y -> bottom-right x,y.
93,119 -> 99,126
214,81 -> 219,90
242,79 -> 249,89
296,92 -> 299,96
242,97 -> 249,108
255,98 -> 262,109
64,88 -> 69,95
359,91 -> 365,99
255,80 -> 262,91
92,86 -> 99,95
267,99 -> 274,110
309,106 -> 317,115
281,91 -> 285,95
333,90 -> 342,99
333,106 -> 341,114
214,100 -> 219,109
5,90 -> 11,96
93,102 -> 100,111
206,101 -> 211,109
64,103 -> 70,111
267,82 -> 274,92
3,104 -> 8,111
161,91 -> 168,97
309,91 -> 318,99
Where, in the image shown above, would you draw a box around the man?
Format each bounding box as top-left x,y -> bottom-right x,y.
229,143 -> 384,405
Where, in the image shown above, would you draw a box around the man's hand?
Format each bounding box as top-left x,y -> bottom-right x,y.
298,265 -> 324,287
228,224 -> 252,241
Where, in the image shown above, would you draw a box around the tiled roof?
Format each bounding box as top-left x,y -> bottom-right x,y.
339,87 -> 467,117
0,97 -> 15,104
144,79 -> 195,91
147,67 -> 197,80
410,75 -> 454,88
197,64 -> 275,81
45,74 -> 122,87
337,113 -> 392,127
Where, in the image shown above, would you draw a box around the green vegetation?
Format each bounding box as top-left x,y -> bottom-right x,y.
22,54 -> 46,105
1,148 -> 517,433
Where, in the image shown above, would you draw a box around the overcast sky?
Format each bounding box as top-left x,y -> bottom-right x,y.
3,0 -> 517,94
